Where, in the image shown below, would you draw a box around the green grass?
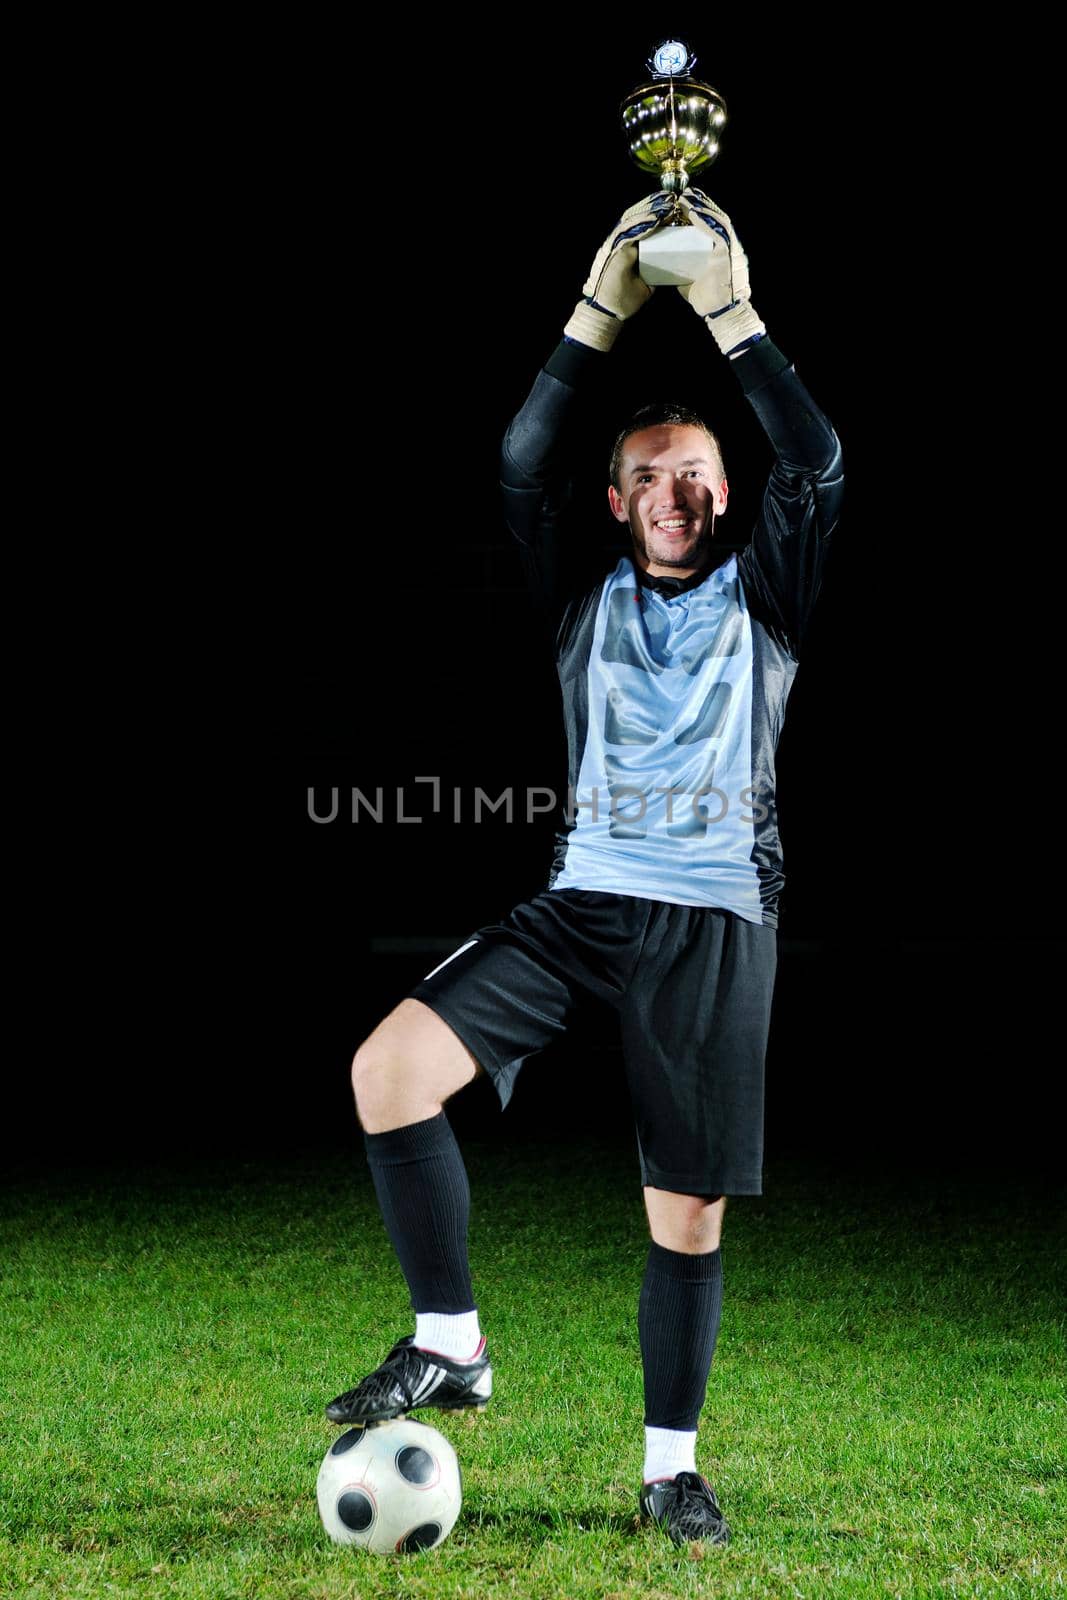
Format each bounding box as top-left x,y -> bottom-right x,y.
1,1143 -> 1063,1599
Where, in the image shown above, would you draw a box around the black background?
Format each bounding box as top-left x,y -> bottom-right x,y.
23,25 -> 1062,1175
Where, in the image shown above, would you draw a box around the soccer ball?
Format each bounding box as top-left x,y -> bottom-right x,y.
317,1417 -> 462,1554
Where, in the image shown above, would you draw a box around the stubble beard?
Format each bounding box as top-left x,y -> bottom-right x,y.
634,513 -> 715,572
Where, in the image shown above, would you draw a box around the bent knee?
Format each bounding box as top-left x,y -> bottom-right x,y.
349,1000 -> 483,1133
350,1036 -> 388,1097
350,1035 -> 415,1121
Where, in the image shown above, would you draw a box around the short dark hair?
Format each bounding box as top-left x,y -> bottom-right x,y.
609,403 -> 725,492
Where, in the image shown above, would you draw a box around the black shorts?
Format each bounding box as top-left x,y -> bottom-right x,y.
408,888 -> 778,1197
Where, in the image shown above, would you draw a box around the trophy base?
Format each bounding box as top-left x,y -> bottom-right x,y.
638,223 -> 715,288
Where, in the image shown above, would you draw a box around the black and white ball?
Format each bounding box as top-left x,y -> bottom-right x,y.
317,1417 -> 462,1554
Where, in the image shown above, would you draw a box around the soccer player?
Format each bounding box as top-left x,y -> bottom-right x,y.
326,189 -> 844,1547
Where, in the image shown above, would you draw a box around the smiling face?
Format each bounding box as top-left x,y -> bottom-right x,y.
607,423 -> 728,578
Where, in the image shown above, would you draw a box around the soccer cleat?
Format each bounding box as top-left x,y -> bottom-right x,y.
325,1334 -> 492,1426
640,1471 -> 731,1546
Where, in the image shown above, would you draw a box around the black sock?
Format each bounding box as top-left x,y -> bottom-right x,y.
638,1241 -> 723,1429
363,1112 -> 475,1316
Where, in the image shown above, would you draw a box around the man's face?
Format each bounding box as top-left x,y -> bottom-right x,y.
607,423 -> 728,577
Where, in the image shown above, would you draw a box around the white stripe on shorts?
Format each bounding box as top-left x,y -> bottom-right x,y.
421,938 -> 479,983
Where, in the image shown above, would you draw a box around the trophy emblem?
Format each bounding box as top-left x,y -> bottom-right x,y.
620,42 -> 728,287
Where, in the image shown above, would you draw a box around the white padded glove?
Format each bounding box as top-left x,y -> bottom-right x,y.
676,188 -> 767,357
564,192 -> 676,353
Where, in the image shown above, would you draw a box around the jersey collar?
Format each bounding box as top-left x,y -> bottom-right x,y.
635,549 -> 734,599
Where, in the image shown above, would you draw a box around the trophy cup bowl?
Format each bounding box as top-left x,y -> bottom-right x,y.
620,66 -> 728,287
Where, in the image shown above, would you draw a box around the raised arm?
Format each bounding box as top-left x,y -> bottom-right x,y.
499,194 -> 673,617
676,187 -> 844,657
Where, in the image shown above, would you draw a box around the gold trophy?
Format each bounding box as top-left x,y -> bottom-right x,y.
621,41 -> 727,287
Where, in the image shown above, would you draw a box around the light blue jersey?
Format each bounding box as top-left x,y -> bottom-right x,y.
552,553 -> 766,920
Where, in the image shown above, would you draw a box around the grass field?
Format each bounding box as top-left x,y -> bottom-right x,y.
1,1142 -> 1063,1599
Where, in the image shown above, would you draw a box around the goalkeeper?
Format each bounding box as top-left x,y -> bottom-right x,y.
325,189 -> 844,1549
